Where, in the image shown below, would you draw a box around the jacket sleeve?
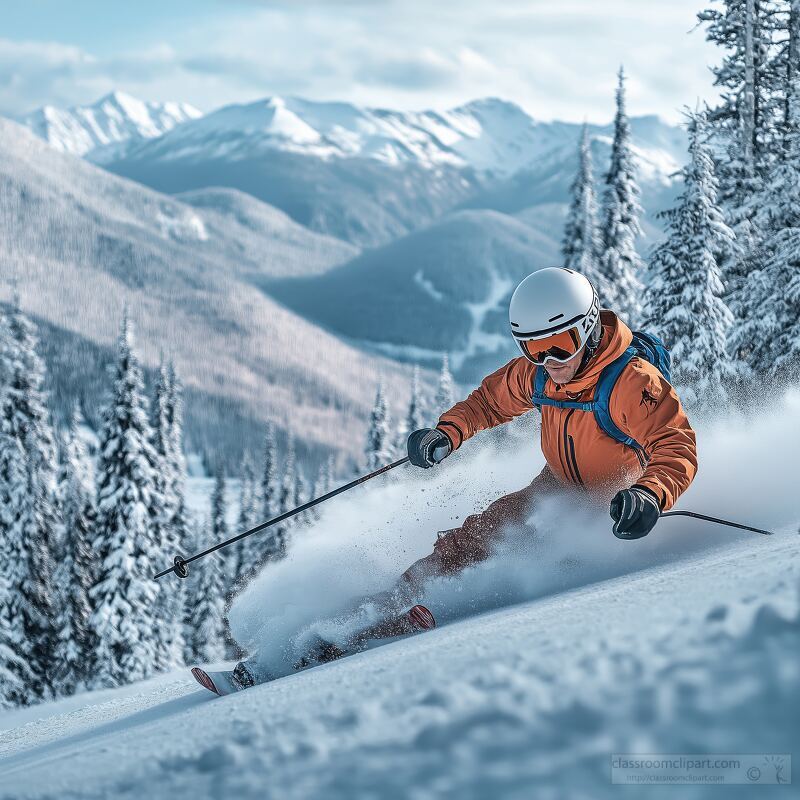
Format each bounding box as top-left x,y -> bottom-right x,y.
436,357 -> 537,450
610,360 -> 698,511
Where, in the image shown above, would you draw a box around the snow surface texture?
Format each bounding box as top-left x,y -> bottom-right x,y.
1,394 -> 799,798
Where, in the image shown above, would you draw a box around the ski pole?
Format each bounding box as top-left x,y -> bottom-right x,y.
660,510 -> 773,536
153,457 -> 410,580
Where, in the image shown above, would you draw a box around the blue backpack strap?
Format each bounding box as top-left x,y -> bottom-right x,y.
531,367 -> 595,411
630,330 -> 672,382
593,346 -> 645,453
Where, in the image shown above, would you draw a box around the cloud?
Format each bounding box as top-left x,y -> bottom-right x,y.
0,1 -> 720,123
358,50 -> 459,90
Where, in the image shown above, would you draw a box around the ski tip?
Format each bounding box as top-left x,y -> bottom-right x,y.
409,604 -> 436,631
191,666 -> 221,696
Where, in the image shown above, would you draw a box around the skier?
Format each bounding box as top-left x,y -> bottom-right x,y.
194,267 -> 698,695
400,266 -> 697,591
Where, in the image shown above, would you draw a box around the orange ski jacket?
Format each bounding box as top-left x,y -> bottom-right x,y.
436,311 -> 697,511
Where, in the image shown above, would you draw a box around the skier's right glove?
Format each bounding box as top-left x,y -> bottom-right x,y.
407,428 -> 452,468
610,485 -> 661,539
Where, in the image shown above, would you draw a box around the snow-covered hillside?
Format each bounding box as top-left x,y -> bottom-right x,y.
1,395 -> 798,799
266,209 -> 560,382
20,91 -> 202,157
0,115 -> 413,467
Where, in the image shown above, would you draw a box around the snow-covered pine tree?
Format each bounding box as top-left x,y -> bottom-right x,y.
309,457 -> 332,522
210,464 -> 241,659
365,383 -> 393,471
0,299 -> 60,704
184,519 -> 226,664
406,364 -> 426,432
210,464 -> 230,578
90,316 -> 162,688
294,465 -> 310,527
0,431 -> 32,708
729,73 -> 800,381
698,0 -> 779,212
260,424 -> 279,520
16,435 -> 58,703
697,0 -> 785,322
270,439 -> 297,559
599,67 -> 645,323
242,425 -> 281,574
434,355 -> 455,416
643,114 -> 735,409
234,453 -> 258,584
150,361 -> 182,669
165,361 -> 189,663
52,410 -> 97,696
181,521 -> 200,665
563,124 -> 608,298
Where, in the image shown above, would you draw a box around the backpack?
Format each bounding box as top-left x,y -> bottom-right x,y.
530,331 -> 672,458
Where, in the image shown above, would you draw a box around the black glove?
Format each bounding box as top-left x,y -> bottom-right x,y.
407,428 -> 452,468
610,486 -> 661,540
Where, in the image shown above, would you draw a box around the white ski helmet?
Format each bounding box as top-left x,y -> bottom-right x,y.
509,267 -> 600,365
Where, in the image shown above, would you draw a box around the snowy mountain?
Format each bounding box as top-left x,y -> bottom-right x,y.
104,95 -> 683,178
19,90 -> 202,157
102,95 -> 686,247
266,209 -> 561,383
0,115 -> 413,468
1,398 -> 798,798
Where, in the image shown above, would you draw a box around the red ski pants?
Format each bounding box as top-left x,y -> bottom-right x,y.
400,466 -> 562,589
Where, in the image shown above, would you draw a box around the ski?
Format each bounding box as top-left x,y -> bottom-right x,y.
191,604 -> 436,697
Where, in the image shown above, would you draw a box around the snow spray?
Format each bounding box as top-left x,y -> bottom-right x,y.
227,389 -> 800,677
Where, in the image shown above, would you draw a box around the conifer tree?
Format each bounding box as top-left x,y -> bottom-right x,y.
260,424 -> 279,520
563,124 -> 608,298
90,317 -> 162,687
185,519 -> 226,663
150,362 -> 181,669
697,0 -> 779,212
234,453 -> 258,584
729,74 -> 800,380
0,301 -> 60,704
643,115 -> 735,408
17,437 -> 58,702
697,0 -> 784,320
275,440 -> 297,557
311,455 -> 336,522
210,464 -> 230,578
0,425 -> 32,707
365,383 -> 393,471
433,355 -> 455,415
52,411 -> 97,696
294,465 -> 310,527
406,365 -> 426,433
165,361 -> 189,663
599,67 -> 645,322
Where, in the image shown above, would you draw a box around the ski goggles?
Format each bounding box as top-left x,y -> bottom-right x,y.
516,326 -> 584,365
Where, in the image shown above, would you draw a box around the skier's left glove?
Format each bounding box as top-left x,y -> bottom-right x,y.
610,485 -> 661,539
407,428 -> 452,468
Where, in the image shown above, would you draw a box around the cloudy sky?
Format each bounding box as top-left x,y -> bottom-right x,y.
1,0 -> 720,123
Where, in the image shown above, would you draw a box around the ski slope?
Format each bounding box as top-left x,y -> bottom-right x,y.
2,398 -> 799,798
0,532 -> 797,798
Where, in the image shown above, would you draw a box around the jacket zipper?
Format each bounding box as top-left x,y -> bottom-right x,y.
562,408 -> 584,486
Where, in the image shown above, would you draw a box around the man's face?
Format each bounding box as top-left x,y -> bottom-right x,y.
543,345 -> 585,385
